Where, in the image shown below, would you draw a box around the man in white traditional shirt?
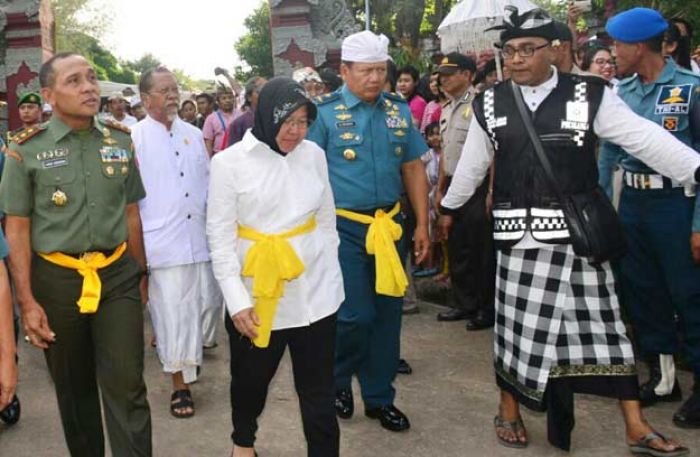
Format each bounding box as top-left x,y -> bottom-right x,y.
132,66 -> 222,418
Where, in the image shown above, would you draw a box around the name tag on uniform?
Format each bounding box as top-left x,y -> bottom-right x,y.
99,146 -> 129,163
42,158 -> 69,169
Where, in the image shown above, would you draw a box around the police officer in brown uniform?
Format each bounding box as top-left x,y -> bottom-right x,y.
0,53 -> 152,457
435,53 -> 496,330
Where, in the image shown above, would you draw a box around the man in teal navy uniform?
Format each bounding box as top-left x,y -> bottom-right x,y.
307,30 -> 429,432
599,8 -> 700,428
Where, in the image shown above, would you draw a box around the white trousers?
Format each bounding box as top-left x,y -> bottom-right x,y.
149,262 -> 222,383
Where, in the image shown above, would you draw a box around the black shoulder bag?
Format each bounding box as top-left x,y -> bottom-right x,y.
510,80 -> 626,264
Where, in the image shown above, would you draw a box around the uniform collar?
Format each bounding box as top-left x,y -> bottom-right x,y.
340,84 -> 382,109
621,58 -> 678,91
143,114 -> 182,133
47,115 -> 107,142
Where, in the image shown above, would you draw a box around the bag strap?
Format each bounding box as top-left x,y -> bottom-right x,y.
510,80 -> 567,203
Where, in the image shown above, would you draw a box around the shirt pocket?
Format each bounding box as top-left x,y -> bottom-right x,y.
36,166 -> 77,212
388,129 -> 409,162
330,131 -> 363,162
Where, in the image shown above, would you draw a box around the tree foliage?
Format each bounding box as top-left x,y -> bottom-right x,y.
234,1 -> 273,81
611,0 -> 700,46
53,0 -> 108,56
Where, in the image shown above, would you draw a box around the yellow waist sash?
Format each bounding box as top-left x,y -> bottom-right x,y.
238,216 -> 316,348
336,202 -> 408,297
38,242 -> 128,314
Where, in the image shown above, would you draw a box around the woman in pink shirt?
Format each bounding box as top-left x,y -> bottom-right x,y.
397,65 -> 427,128
420,71 -> 446,133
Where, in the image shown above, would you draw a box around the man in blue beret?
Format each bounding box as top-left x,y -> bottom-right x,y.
599,7 -> 700,429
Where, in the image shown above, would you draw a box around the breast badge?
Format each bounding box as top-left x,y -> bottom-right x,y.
51,189 -> 68,207
343,149 -> 356,161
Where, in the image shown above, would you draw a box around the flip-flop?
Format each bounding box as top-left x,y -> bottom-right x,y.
629,432 -> 689,457
0,395 -> 20,425
494,414 -> 528,448
170,390 -> 195,419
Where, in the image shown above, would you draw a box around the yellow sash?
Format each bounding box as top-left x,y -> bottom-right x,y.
238,217 -> 316,348
336,202 -> 408,297
38,242 -> 128,314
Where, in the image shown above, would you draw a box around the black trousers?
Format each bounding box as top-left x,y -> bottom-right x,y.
447,179 -> 495,315
32,254 -> 152,457
226,313 -> 339,456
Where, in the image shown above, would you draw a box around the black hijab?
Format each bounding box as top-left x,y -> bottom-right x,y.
251,77 -> 317,154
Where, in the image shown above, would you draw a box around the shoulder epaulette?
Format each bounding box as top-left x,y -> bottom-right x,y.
677,66 -> 700,81
314,91 -> 342,106
13,125 -> 46,145
103,118 -> 131,134
384,91 -> 408,103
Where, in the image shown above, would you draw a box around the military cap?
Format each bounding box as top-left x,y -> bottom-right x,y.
605,8 -> 668,43
17,92 -> 42,107
437,52 -> 477,74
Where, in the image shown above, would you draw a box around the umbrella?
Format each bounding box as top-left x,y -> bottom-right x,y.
437,0 -> 538,54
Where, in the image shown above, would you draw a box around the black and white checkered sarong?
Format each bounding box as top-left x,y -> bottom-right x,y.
494,245 -> 635,408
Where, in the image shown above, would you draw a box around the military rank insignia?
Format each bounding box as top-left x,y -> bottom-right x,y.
51,189 -> 68,207
655,84 -> 692,114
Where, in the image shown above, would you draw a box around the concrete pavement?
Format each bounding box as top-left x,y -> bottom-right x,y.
1,298 -> 698,456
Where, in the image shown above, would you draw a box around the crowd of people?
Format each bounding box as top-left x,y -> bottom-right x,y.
0,4 -> 700,457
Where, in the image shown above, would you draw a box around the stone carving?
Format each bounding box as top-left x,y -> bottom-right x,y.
270,0 -> 360,75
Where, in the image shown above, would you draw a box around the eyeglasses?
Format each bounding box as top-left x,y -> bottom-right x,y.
501,43 -> 550,59
150,86 -> 179,96
282,118 -> 309,130
593,57 -> 615,67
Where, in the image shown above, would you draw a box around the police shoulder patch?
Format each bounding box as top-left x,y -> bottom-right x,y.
13,125 -> 46,145
315,91 -> 342,106
103,118 -> 131,134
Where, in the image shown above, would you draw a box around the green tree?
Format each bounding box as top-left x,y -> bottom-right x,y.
125,53 -> 163,75
611,0 -> 700,46
52,0 -> 109,55
234,2 -> 273,80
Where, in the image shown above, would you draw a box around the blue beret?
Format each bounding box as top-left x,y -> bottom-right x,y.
606,8 -> 668,43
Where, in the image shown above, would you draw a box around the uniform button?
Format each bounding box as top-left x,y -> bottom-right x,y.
175,151 -> 180,156
185,192 -> 189,197
90,202 -> 96,207
187,214 -> 191,219
86,172 -> 91,177
180,172 -> 184,177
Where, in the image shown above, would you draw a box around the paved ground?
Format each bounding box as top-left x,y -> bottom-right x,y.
1,296 -> 699,456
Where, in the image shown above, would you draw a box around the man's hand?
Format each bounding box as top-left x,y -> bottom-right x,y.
139,275 -> 149,305
0,355 -> 17,410
438,215 -> 454,241
413,225 -> 430,265
691,232 -> 700,264
232,308 -> 260,340
21,299 -> 55,349
434,190 -> 444,215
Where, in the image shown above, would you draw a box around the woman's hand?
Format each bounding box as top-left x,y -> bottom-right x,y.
232,308 -> 260,340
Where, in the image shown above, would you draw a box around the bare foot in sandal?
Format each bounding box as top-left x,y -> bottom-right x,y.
621,400 -> 688,456
495,391 -> 528,447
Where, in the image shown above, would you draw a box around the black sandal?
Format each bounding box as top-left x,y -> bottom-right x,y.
0,395 -> 20,425
170,389 -> 194,419
494,414 -> 528,448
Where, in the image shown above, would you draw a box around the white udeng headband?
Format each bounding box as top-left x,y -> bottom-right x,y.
341,31 -> 390,63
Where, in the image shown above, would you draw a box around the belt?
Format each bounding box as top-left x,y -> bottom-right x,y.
38,242 -> 127,314
623,171 -> 683,190
238,216 -> 316,348
336,202 -> 407,297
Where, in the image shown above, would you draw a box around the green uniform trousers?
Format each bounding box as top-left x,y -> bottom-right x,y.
31,253 -> 152,457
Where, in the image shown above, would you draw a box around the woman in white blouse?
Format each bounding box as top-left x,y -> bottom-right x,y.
207,77 -> 344,457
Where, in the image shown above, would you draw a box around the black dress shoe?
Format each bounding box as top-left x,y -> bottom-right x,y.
0,395 -> 20,426
674,390 -> 700,428
639,356 -> 683,407
397,358 -> 413,375
465,312 -> 494,331
335,389 -> 353,419
365,404 -> 410,432
437,308 -> 471,322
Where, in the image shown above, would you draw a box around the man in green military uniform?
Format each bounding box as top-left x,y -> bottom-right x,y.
0,53 -> 152,456
8,92 -> 43,144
